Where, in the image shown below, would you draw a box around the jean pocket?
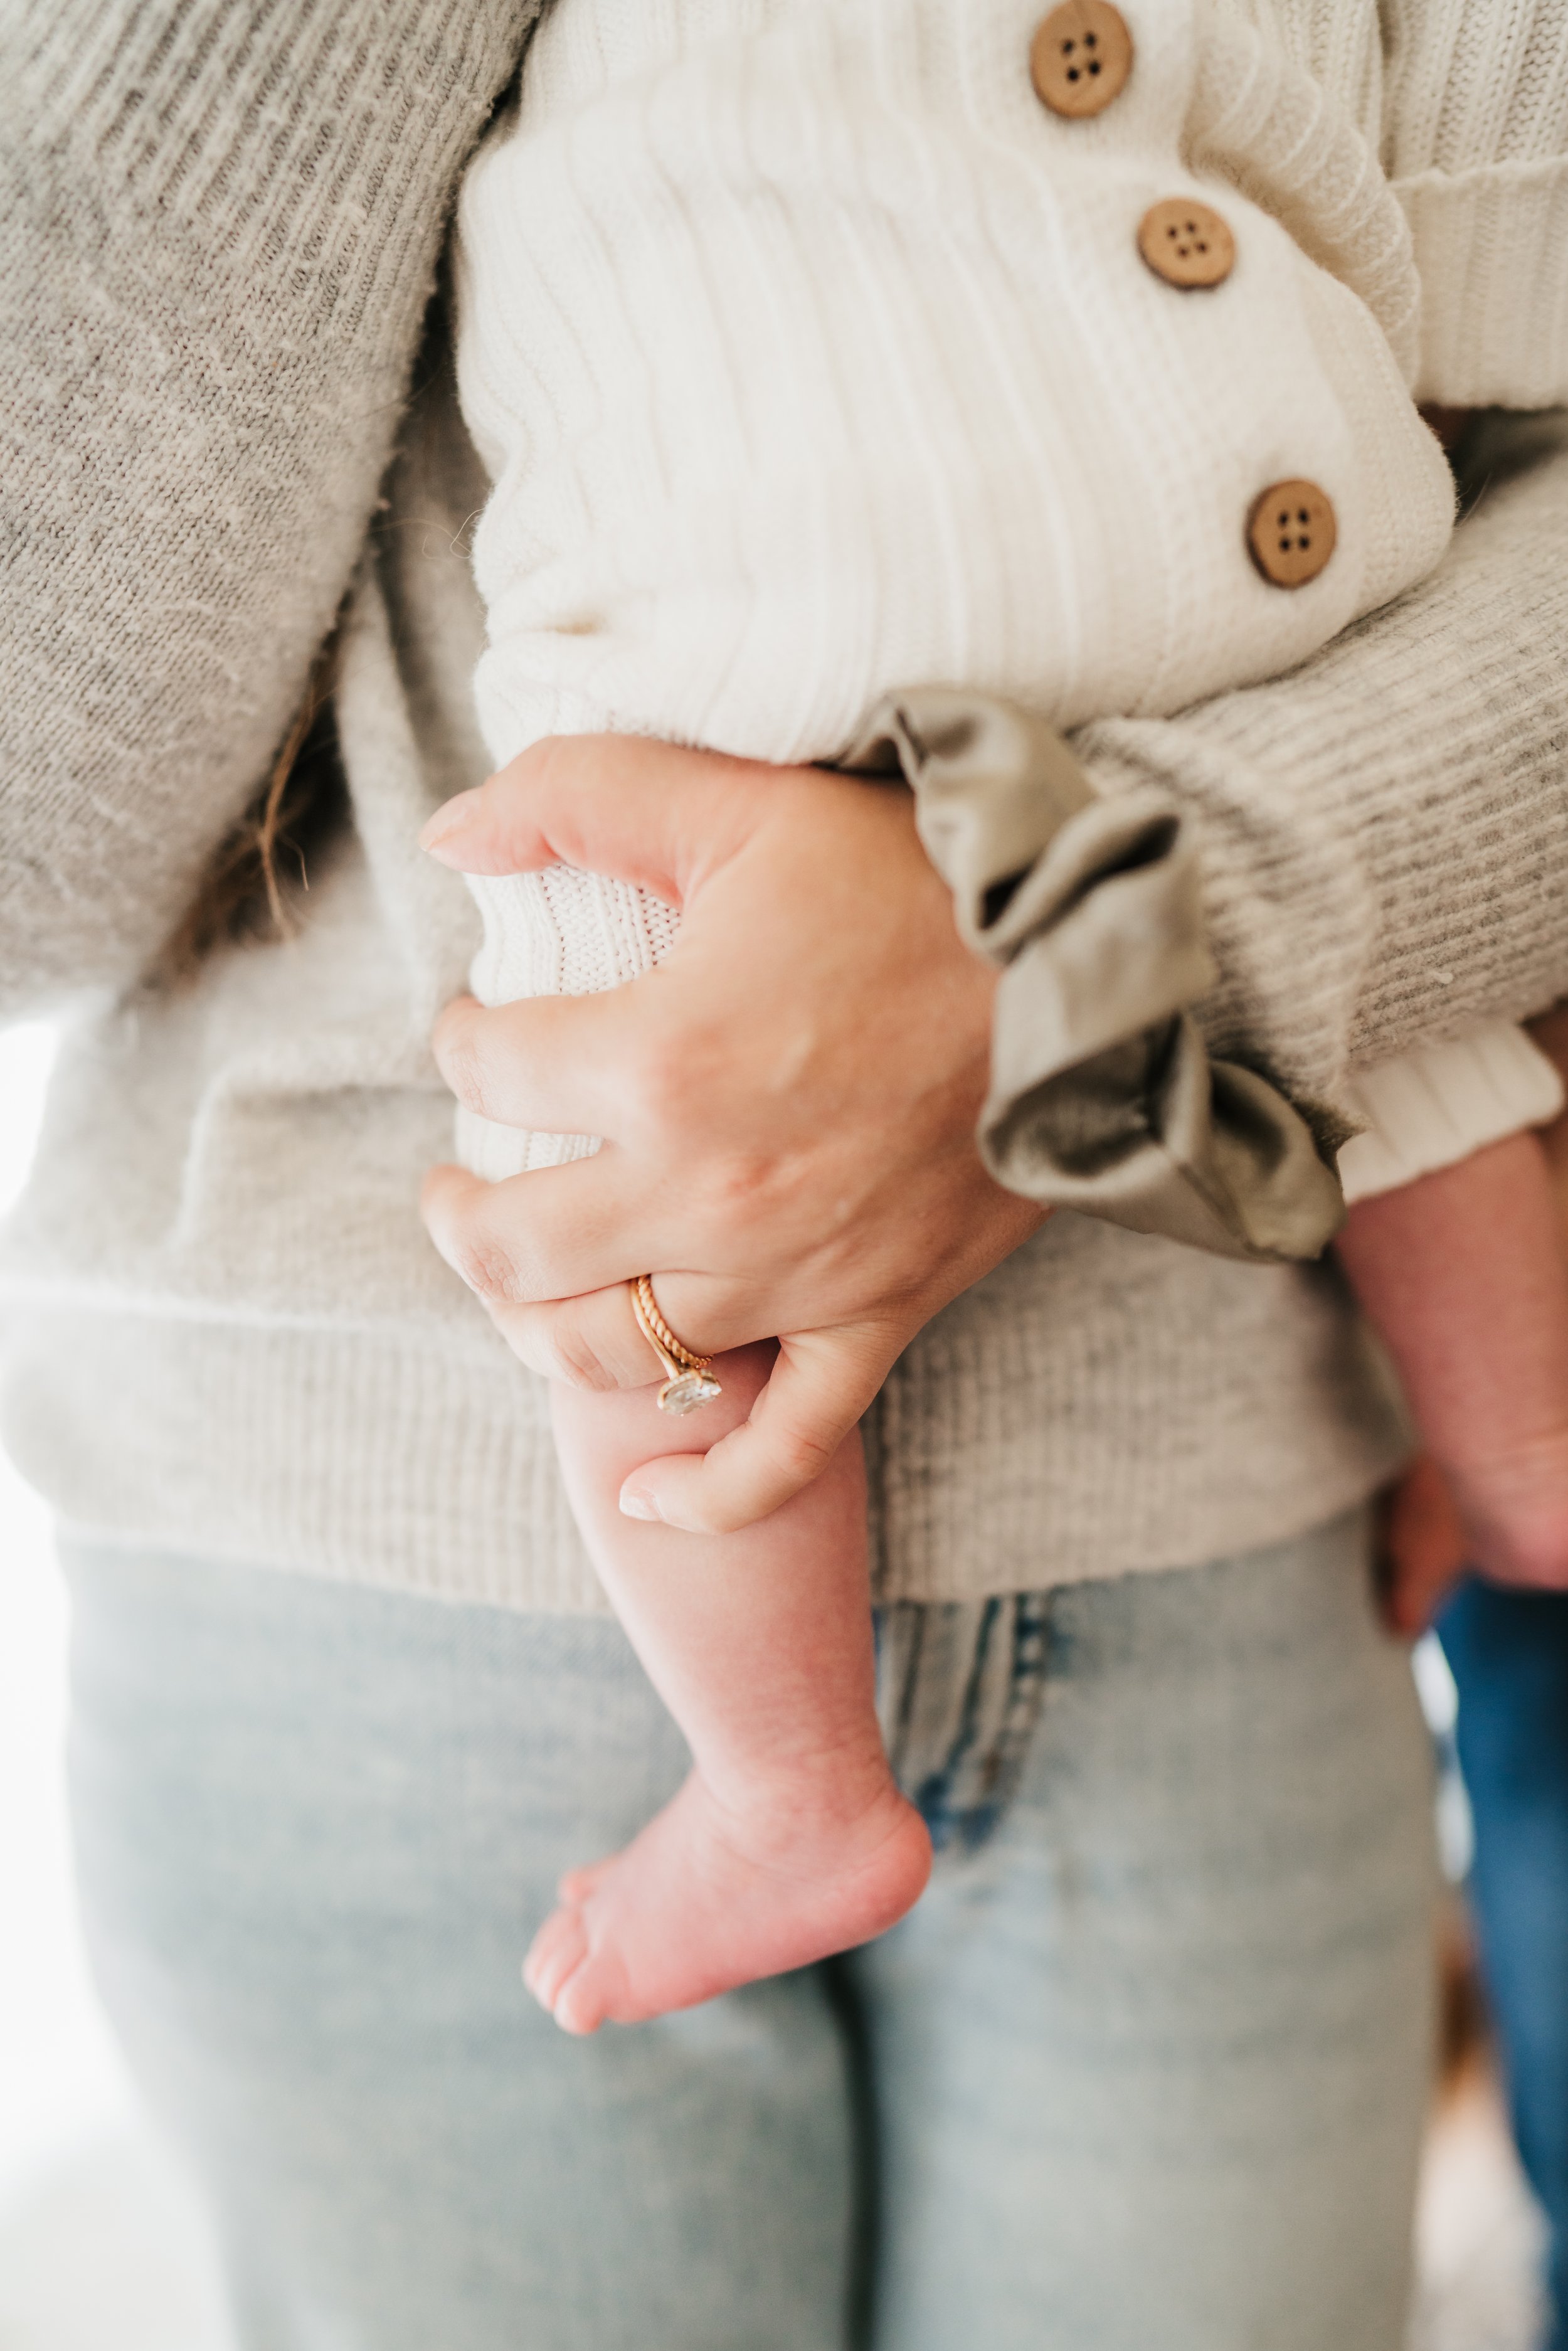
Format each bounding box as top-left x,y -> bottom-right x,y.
874,1591 -> 1052,1854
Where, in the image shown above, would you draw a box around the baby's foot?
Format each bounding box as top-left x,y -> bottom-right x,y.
522,1767 -> 931,2034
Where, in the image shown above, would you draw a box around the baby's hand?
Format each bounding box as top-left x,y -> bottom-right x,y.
1379,1446 -> 1568,1636
1375,1455 -> 1468,1635
1446,1429 -> 1568,1598
1340,1129 -> 1568,1628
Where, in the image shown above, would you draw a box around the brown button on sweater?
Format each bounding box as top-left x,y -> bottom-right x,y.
1030,3 -> 1133,119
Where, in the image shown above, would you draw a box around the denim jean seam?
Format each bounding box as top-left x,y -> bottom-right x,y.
881,1593 -> 1055,1857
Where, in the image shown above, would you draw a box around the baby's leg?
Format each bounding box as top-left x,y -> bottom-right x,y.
525,1348 -> 931,2033
1338,1129 -> 1568,1588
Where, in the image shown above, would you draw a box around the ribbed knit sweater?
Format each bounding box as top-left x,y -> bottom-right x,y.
448,0 -> 1559,1202
4,0 -> 1568,1613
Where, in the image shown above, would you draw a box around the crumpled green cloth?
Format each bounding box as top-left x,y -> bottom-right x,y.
846,688 -> 1345,1264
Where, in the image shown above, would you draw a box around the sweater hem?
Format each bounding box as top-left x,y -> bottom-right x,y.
1,1300 -> 1408,1615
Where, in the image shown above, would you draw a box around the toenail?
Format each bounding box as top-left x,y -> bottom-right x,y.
619,1488 -> 660,1520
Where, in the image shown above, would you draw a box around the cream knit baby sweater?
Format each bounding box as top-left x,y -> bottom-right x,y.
5,0 -> 1568,1614
452,0 -> 1563,1199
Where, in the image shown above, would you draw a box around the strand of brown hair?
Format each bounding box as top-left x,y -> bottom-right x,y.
152,630 -> 346,989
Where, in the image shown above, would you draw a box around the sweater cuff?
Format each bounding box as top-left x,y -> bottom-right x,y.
847,689 -> 1345,1265
1338,1021 -> 1565,1204
1395,162 -> 1568,408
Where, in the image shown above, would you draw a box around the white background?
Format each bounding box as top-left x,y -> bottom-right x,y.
0,1024 -> 233,2350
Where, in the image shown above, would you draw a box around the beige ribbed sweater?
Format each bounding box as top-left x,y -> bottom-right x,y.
4,0 -> 1568,1612
449,0 -> 1559,1202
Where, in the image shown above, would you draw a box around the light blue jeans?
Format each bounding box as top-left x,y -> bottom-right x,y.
63,1510 -> 1436,2351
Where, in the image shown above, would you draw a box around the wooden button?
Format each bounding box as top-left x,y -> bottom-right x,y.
1247,480 -> 1337,588
1137,198 -> 1234,290
1030,3 -> 1133,119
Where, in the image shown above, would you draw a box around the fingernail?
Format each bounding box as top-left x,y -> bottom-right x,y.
619,1490 -> 660,1521
419,788 -> 482,854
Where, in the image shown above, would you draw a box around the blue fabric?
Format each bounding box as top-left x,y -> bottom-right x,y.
63,1513 -> 1436,2351
1439,1579 -> 1568,2351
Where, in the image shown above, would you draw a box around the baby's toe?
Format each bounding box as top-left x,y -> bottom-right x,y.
522,1905 -> 588,2010
557,1857 -> 613,1906
553,1954 -> 616,2037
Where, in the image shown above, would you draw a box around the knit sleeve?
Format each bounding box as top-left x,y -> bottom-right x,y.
0,0 -> 538,1019
1074,405 -> 1568,1142
1379,0 -> 1568,403
1337,1021 -> 1565,1202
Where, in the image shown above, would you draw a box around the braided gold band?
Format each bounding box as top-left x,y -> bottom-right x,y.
629,1275 -> 723,1416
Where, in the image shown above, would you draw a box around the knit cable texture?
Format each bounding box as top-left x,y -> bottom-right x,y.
450,0 -> 1456,1184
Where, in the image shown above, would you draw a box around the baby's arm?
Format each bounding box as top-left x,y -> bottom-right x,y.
1337,1125 -> 1568,1598
521,1351 -> 930,2034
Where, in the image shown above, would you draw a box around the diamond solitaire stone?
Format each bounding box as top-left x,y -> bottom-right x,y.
659,1369 -> 723,1415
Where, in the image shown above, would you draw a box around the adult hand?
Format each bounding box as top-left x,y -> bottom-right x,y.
420,736 -> 1044,1532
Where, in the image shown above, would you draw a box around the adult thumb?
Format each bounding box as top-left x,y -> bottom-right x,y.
618,1325 -> 899,1534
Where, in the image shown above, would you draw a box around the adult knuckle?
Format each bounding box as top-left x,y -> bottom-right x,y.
434,1022 -> 496,1119
774,1419 -> 837,1486
547,1321 -> 621,1393
451,1230 -> 526,1305
677,1150 -> 777,1244
483,1305 -> 553,1377
709,1150 -> 777,1214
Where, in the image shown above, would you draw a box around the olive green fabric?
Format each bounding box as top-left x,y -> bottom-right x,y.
849,692 -> 1346,1265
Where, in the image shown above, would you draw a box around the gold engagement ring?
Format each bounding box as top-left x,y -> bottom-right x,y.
629,1274 -> 723,1415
